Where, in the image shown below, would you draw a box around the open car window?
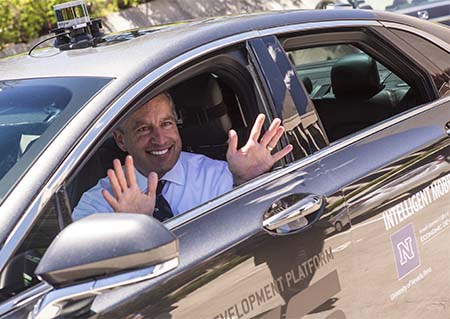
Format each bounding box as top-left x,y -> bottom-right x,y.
287,43 -> 422,142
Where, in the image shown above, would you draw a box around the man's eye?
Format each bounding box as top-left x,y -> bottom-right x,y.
136,126 -> 149,133
161,121 -> 174,128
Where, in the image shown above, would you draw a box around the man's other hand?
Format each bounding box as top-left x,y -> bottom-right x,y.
226,114 -> 293,186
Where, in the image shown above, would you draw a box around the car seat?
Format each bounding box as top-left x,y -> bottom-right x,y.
171,74 -> 234,160
315,53 -> 397,141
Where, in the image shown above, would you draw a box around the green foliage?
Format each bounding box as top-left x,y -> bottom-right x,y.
0,0 -> 144,49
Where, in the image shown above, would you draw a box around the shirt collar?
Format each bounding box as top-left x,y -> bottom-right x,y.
135,153 -> 185,190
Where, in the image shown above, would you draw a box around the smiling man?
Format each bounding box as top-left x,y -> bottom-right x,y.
72,92 -> 292,221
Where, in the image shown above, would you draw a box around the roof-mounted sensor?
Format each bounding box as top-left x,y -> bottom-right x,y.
51,0 -> 104,50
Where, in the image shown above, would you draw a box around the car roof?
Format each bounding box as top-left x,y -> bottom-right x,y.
0,9 -> 441,82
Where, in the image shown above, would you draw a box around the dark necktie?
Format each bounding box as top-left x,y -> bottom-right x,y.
153,180 -> 173,222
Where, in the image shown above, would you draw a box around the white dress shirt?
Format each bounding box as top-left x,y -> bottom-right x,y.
72,151 -> 233,221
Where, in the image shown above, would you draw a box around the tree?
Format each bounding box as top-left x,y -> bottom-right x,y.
0,0 -> 143,49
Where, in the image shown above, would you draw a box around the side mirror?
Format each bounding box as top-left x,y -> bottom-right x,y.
31,213 -> 178,319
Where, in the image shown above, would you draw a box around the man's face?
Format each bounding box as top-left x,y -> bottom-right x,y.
114,94 -> 182,178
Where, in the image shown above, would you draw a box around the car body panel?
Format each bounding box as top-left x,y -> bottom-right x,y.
342,101 -> 450,317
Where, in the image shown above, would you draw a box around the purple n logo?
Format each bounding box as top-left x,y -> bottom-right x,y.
391,224 -> 420,279
397,237 -> 415,266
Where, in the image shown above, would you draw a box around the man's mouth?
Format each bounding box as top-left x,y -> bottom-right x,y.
148,146 -> 171,156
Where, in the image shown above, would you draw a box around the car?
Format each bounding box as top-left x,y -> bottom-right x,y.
0,1 -> 450,318
315,0 -> 358,9
317,0 -> 450,26
383,0 -> 450,25
315,0 -> 376,9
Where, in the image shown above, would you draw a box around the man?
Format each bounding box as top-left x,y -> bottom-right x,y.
72,92 -> 292,221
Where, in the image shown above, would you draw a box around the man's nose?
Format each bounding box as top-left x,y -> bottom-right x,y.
151,128 -> 167,144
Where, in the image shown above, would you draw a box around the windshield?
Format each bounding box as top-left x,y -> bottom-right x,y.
0,77 -> 111,201
363,0 -> 445,10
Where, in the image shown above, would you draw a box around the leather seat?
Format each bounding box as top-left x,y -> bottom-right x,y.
315,53 -> 397,142
171,74 -> 233,160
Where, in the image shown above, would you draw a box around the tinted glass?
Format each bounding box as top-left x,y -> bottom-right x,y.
0,77 -> 111,201
390,29 -> 450,78
288,44 -> 417,142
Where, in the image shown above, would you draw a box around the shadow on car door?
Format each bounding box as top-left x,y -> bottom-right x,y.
323,100 -> 450,317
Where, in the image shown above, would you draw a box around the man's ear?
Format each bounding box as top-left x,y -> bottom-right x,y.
113,130 -> 127,152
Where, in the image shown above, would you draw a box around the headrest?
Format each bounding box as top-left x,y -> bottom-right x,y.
331,53 -> 382,99
171,74 -> 223,109
171,74 -> 231,132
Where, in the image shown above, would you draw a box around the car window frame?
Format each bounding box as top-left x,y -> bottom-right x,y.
379,22 -> 450,95
281,26 -> 439,102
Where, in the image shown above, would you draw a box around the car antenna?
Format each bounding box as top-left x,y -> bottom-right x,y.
28,0 -> 104,55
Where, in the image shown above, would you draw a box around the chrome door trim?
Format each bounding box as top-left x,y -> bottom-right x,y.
0,282 -> 52,317
380,21 -> 450,53
258,20 -> 381,37
0,18 -> 438,272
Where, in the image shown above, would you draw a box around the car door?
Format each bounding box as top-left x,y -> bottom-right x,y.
279,20 -> 450,318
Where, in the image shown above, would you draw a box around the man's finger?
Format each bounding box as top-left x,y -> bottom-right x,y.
272,144 -> 293,163
147,172 -> 158,196
113,158 -> 127,191
248,114 -> 265,142
266,125 -> 285,149
107,168 -> 122,199
102,189 -> 119,211
124,155 -> 137,187
227,129 -> 238,155
260,118 -> 281,146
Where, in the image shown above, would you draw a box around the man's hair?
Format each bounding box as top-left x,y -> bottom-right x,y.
116,91 -> 177,133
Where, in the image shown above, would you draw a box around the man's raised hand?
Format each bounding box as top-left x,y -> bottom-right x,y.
226,114 -> 292,186
102,155 -> 158,215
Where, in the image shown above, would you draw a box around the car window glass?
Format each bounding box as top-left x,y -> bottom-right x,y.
0,77 -> 111,203
389,29 -> 450,79
288,44 -> 417,142
0,189 -> 70,301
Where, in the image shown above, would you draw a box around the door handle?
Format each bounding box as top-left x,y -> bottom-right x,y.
263,194 -> 323,232
445,122 -> 450,135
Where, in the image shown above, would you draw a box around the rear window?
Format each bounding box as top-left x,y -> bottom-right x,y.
0,77 -> 111,201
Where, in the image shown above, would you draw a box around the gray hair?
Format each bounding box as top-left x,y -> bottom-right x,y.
117,91 -> 177,133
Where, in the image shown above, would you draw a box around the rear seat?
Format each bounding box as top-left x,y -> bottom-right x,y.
314,53 -> 398,142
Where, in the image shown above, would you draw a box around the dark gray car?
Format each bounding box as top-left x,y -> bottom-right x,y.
0,6 -> 449,319
385,0 -> 450,25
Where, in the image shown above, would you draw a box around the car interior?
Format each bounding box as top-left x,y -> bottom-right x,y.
290,44 -> 422,142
